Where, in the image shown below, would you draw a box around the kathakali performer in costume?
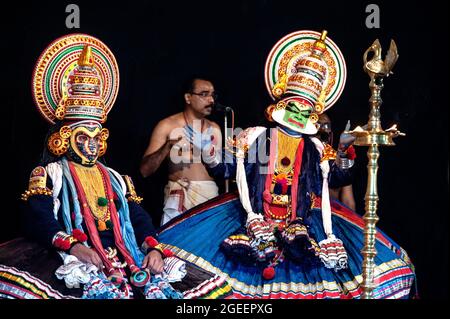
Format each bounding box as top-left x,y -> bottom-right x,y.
157,30 -> 417,298
0,34 -> 231,299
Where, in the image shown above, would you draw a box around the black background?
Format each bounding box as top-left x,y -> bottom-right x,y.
0,0 -> 448,299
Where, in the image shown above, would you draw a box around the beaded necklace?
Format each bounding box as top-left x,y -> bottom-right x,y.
275,129 -> 302,174
264,128 -> 305,222
70,163 -> 111,231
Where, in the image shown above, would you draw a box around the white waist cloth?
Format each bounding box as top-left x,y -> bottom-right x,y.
161,179 -> 219,225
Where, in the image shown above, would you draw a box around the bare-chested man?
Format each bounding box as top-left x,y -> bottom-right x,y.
140,77 -> 222,225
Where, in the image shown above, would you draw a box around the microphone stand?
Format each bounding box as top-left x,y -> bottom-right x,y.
224,112 -> 229,193
216,103 -> 234,193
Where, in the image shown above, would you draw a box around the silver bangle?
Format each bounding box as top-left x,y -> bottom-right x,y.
338,158 -> 354,169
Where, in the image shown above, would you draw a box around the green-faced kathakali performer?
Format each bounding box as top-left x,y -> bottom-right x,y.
156,30 -> 417,299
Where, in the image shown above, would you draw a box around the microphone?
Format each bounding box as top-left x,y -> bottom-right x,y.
214,102 -> 233,112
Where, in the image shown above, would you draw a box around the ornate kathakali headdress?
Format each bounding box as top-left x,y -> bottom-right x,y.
32,34 -> 119,160
264,30 -> 346,134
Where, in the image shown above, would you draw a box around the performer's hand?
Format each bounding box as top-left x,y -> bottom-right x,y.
142,250 -> 164,274
338,120 -> 356,151
69,243 -> 104,270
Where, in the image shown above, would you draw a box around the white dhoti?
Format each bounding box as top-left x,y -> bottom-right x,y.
161,179 -> 219,225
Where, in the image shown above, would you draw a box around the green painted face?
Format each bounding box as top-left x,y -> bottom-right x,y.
282,101 -> 311,130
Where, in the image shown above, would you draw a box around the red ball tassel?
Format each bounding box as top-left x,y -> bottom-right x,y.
63,240 -> 71,251
163,249 -> 174,258
56,239 -> 71,251
262,267 -> 275,280
145,236 -> 159,248
346,145 -> 356,160
72,229 -> 88,242
54,238 -> 63,249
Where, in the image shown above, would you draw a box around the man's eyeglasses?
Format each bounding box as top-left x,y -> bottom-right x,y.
190,91 -> 218,100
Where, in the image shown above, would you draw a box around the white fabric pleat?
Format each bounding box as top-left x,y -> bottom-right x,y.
46,161 -> 63,220
310,137 -> 333,237
234,127 -> 267,224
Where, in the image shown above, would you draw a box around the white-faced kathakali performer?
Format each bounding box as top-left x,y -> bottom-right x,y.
0,34 -> 231,299
157,30 -> 417,299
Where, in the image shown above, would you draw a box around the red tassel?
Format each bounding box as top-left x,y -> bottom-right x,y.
346,145 -> 356,160
145,236 -> 159,248
55,238 -> 71,250
262,267 -> 275,280
54,238 -> 63,249
163,249 -> 174,258
62,240 -> 71,250
72,229 -> 88,242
